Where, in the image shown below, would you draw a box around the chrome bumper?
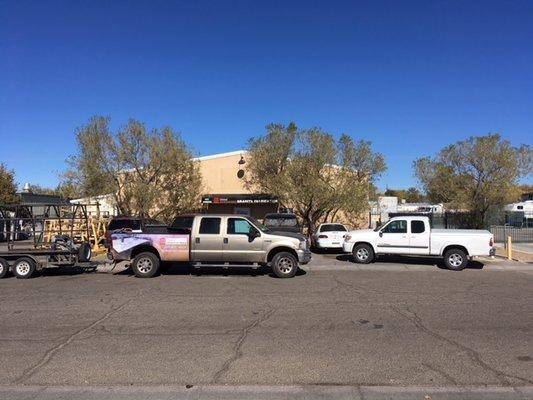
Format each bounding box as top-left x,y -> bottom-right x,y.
297,249 -> 312,265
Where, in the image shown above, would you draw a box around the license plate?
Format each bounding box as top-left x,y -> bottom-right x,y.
332,242 -> 340,245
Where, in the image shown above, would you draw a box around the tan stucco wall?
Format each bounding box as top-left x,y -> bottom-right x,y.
198,153 -> 250,195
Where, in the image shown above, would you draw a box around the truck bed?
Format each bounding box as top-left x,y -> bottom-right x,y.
111,231 -> 191,262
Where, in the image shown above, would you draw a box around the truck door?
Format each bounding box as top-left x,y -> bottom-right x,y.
409,219 -> 430,255
223,217 -> 264,263
376,219 -> 410,254
191,217 -> 224,262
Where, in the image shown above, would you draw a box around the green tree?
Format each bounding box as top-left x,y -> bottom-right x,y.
63,116 -> 203,222
246,123 -> 386,232
0,163 -> 18,204
414,134 -> 533,227
384,187 -> 426,203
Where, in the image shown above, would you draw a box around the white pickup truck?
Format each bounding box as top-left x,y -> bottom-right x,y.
342,216 -> 495,270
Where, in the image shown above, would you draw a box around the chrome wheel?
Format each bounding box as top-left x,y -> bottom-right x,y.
0,264 -> 4,275
448,253 -> 463,268
16,261 -> 31,276
356,247 -> 369,261
278,257 -> 294,274
137,257 -> 153,274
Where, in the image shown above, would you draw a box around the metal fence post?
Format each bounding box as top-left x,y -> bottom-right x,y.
507,235 -> 512,260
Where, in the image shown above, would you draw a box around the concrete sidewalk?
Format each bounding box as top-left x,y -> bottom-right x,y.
1,385 -> 532,400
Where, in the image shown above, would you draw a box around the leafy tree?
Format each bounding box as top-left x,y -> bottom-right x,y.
384,187 -> 426,203
414,134 -> 533,227
63,116 -> 202,222
24,183 -> 81,200
246,123 -> 386,232
0,163 -> 18,204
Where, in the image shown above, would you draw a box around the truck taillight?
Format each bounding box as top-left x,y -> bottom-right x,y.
318,235 -> 328,239
489,237 -> 494,247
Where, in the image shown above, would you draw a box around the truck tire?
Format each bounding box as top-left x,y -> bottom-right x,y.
443,248 -> 468,271
352,243 -> 374,264
271,252 -> 298,278
132,252 -> 160,278
0,257 -> 9,279
13,257 -> 36,279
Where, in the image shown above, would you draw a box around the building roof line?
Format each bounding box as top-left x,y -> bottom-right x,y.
193,150 -> 247,161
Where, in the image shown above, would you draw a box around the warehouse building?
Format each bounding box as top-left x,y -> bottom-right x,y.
198,150 -> 279,218
71,150 -> 280,220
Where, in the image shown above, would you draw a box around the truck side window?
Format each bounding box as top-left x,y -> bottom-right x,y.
382,220 -> 407,234
199,217 -> 221,234
227,218 -> 251,235
411,220 -> 425,234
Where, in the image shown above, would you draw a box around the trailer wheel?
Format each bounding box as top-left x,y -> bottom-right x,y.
271,251 -> 298,278
0,257 -> 9,279
132,252 -> 160,278
444,248 -> 468,271
13,257 -> 36,279
78,243 -> 92,262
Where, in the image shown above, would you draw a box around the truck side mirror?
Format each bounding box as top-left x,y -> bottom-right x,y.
248,229 -> 260,242
379,231 -> 383,237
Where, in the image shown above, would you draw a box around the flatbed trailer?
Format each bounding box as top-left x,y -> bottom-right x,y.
0,203 -> 95,279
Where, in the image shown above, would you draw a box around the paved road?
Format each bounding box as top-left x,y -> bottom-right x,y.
0,255 -> 532,398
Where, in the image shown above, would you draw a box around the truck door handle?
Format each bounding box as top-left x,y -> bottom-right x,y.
195,238 -> 200,244
223,238 -> 228,244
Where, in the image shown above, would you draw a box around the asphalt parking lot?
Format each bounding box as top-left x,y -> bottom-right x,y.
1,253 -> 532,399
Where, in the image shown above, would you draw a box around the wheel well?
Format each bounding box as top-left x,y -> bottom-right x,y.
442,245 -> 469,257
130,245 -> 161,260
353,242 -> 375,254
267,246 -> 298,263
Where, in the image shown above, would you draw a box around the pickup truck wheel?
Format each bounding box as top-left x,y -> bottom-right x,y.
132,252 -> 160,278
0,257 -> 9,279
352,244 -> 374,264
444,248 -> 468,271
13,257 -> 36,279
271,252 -> 298,278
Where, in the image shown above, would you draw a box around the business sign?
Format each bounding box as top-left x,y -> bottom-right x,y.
202,194 -> 278,204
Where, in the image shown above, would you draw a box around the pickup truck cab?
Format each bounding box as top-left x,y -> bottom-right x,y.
111,214 -> 311,278
342,216 -> 495,270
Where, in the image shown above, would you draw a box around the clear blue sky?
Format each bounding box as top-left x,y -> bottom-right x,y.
1,0 -> 532,191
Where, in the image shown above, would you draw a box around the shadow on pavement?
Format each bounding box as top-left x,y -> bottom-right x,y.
335,254 -> 484,270
116,262 -> 308,279
311,248 -> 345,255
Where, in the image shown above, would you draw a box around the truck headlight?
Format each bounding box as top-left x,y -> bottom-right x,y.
344,235 -> 352,242
299,240 -> 306,250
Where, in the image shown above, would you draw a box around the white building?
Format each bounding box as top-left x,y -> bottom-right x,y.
70,194 -> 118,218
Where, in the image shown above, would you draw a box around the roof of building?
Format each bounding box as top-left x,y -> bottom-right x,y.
193,150 -> 247,161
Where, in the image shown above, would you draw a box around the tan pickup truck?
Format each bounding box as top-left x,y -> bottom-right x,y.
111,214 -> 311,278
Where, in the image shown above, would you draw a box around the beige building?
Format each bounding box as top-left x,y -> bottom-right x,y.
197,150 -> 279,218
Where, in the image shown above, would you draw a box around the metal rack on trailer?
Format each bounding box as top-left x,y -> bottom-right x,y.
0,203 -> 96,279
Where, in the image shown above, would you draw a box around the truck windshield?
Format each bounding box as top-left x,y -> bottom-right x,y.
264,217 -> 298,227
